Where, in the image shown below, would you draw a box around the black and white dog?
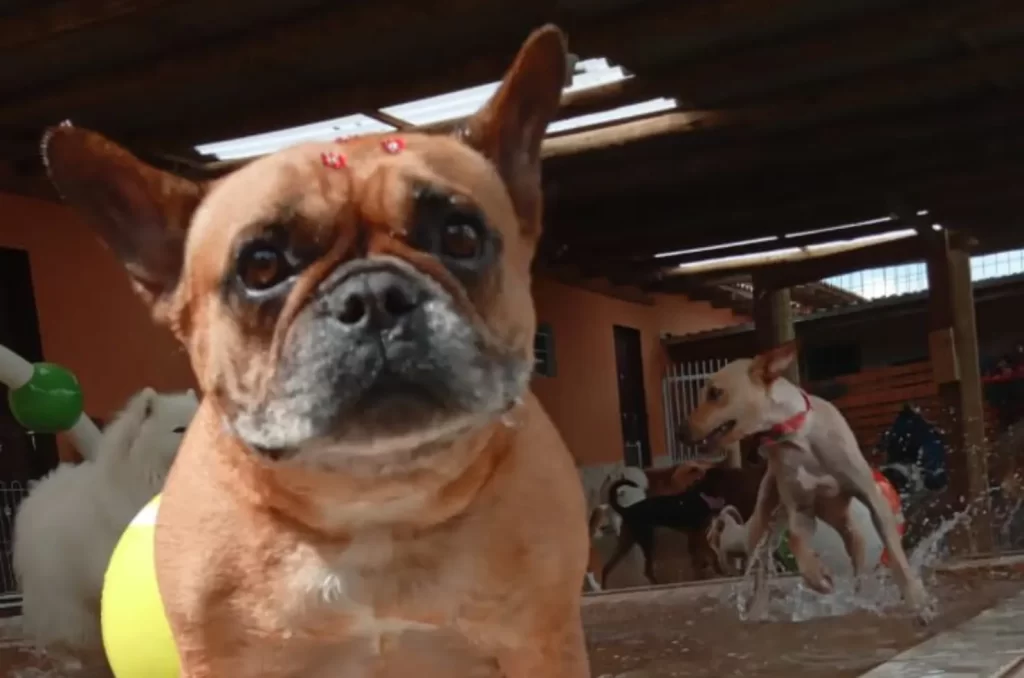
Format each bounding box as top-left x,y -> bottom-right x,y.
601,476 -> 726,586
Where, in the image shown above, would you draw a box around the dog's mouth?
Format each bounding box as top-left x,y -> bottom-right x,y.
699,419 -> 737,447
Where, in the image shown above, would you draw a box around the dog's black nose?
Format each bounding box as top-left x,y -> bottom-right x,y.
335,270 -> 423,330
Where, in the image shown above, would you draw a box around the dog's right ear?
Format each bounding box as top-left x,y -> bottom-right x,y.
750,340 -> 799,383
42,123 -> 204,322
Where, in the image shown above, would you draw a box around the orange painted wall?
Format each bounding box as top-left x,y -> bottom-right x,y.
0,191 -> 744,466
531,278 -> 745,468
0,192 -> 195,458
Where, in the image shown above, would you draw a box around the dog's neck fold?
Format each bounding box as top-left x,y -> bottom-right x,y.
205,402 -> 518,535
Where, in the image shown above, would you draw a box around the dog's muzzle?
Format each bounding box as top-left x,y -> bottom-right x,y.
682,419 -> 736,448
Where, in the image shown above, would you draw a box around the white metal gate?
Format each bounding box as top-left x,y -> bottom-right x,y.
662,358 -> 729,463
0,480 -> 28,613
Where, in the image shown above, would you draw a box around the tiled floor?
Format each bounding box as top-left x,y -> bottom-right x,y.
859,555 -> 1024,678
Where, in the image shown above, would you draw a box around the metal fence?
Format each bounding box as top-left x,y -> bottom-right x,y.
662,358 -> 729,463
0,480 -> 28,613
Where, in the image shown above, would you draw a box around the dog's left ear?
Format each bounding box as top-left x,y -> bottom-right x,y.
458,25 -> 567,237
751,341 -> 799,383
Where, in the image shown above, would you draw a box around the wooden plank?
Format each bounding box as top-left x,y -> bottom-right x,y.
834,361 -> 934,383
836,376 -> 938,396
647,0 -> 1019,107
842,401 -> 945,425
832,368 -> 935,390
0,0 -> 548,132
833,383 -> 940,411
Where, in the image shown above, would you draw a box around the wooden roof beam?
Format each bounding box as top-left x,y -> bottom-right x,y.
544,91 -> 1024,200
546,160 -> 1024,258
636,0 -> 1020,106
0,2 -> 553,134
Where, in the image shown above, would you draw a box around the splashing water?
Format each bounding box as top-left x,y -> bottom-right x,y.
724,486 -> 1021,624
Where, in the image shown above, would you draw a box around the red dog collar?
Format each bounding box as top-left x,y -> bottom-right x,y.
757,391 -> 812,450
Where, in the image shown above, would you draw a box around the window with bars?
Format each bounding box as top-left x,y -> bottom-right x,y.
534,322 -> 556,377
824,248 -> 1024,300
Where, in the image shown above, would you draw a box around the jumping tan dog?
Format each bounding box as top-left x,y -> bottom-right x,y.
43,25 -> 591,678
683,342 -> 932,622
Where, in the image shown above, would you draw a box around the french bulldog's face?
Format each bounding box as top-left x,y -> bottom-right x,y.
184,134 -> 539,464
43,26 -> 569,469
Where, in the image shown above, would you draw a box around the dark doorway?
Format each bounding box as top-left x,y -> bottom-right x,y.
0,247 -> 58,608
613,324 -> 651,468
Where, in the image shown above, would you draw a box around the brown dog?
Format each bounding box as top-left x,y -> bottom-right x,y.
44,26 -> 591,678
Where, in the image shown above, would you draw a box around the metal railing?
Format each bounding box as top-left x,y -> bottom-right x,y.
0,480 -> 28,613
662,358 -> 729,463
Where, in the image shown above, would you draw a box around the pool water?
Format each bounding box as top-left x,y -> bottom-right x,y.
583,569 -> 1024,678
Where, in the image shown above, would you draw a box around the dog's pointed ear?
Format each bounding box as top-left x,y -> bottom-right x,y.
136,387 -> 158,418
750,341 -> 799,383
42,123 -> 204,320
457,25 -> 567,237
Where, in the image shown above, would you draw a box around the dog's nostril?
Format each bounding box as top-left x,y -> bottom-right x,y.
383,284 -> 416,317
338,294 -> 368,325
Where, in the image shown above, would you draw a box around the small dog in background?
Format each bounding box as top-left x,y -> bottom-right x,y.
584,504 -> 620,592
705,506 -> 750,575
14,387 -> 198,665
602,473 -> 731,586
683,342 -> 931,622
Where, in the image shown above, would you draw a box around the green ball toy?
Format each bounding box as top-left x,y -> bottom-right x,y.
7,362 -> 84,432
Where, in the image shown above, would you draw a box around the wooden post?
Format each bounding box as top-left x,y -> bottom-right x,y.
925,229 -> 992,555
752,274 -> 800,384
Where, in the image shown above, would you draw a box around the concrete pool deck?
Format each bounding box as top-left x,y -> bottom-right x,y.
857,553 -> 1024,678
857,588 -> 1024,678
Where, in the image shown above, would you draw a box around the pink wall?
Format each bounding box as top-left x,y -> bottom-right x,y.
531,277 -> 745,467
0,192 -> 195,458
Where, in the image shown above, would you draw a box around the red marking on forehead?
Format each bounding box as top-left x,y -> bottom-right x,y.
320,151 -> 347,169
381,137 -> 406,154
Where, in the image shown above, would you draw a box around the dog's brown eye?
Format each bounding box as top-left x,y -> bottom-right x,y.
238,243 -> 290,291
707,385 -> 723,402
439,220 -> 483,260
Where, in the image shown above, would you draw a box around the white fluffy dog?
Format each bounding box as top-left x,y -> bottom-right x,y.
13,387 -> 198,657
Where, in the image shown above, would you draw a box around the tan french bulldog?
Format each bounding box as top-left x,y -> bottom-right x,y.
43,25 -> 590,678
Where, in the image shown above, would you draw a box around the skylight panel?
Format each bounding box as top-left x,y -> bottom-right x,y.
547,97 -> 678,134
378,56 -> 630,127
195,114 -> 396,161
194,56 -> 633,160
